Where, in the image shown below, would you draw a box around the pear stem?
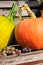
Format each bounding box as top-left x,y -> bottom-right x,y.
8,2 -> 18,22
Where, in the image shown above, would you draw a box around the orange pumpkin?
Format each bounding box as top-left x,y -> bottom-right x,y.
15,4 -> 43,50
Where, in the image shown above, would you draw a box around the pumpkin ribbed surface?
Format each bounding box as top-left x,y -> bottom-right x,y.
15,18 -> 43,50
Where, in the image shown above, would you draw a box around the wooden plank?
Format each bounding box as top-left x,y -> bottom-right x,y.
0,10 -> 28,16
0,1 -> 25,8
0,1 -> 40,8
0,50 -> 43,65
0,9 -> 40,16
0,1 -> 14,8
18,60 -> 43,65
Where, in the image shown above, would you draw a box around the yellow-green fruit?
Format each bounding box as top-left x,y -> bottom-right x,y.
0,2 -> 18,49
0,16 -> 14,49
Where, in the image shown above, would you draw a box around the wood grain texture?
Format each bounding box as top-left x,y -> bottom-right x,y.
0,1 -> 14,8
0,50 -> 43,65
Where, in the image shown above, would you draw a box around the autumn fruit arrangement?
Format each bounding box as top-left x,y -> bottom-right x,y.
0,2 -> 32,58
0,2 -> 43,58
15,3 -> 43,50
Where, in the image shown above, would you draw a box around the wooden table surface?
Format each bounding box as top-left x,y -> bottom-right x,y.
0,50 -> 43,65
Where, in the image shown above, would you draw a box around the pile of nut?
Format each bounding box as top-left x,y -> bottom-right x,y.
0,46 -> 22,58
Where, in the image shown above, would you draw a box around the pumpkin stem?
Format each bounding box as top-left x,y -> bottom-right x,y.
8,2 -> 18,22
24,4 -> 36,18
19,3 -> 36,20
